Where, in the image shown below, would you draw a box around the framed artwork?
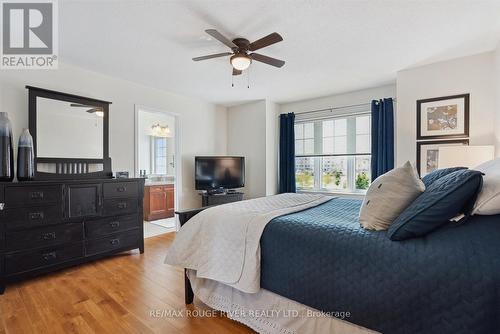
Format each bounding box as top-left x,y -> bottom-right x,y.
416,139 -> 469,176
417,94 -> 469,140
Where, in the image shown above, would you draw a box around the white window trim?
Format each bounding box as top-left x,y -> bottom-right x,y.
295,111 -> 371,194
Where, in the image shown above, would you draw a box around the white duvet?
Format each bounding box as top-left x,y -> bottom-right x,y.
165,193 -> 330,293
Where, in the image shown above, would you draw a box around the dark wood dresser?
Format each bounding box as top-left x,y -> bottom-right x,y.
0,178 -> 144,294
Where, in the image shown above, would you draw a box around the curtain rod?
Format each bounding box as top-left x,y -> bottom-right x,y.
294,98 -> 396,116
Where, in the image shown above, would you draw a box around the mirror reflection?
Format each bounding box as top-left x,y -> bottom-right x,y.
36,97 -> 104,159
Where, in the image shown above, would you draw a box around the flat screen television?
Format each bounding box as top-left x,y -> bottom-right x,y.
195,156 -> 245,191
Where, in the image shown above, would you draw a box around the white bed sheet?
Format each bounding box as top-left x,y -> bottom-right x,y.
188,270 -> 379,334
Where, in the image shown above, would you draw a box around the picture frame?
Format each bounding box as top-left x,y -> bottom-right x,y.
416,94 -> 469,140
416,139 -> 469,176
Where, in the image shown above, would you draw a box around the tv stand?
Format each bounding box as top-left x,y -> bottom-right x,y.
201,191 -> 244,206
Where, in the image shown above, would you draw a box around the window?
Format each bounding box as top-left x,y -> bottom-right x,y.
295,113 -> 371,193
152,137 -> 168,174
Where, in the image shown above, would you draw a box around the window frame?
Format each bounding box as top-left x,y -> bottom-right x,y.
150,136 -> 168,175
294,112 -> 372,194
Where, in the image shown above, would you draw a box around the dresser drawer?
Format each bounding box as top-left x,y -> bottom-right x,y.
5,223 -> 83,251
103,198 -> 138,216
103,182 -> 138,199
5,242 -> 83,275
85,230 -> 141,256
85,214 -> 139,239
5,185 -> 62,207
4,205 -> 63,230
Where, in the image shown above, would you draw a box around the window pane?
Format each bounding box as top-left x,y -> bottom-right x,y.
295,124 -> 303,139
295,157 -> 315,189
295,140 -> 303,155
304,123 -> 314,138
322,120 -> 334,137
322,137 -> 333,154
304,139 -> 314,154
321,157 -> 347,191
334,119 -> 347,136
356,116 -> 370,134
334,136 -> 347,154
355,156 -> 371,190
356,134 -> 370,153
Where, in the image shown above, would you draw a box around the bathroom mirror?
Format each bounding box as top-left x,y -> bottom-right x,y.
28,86 -> 112,179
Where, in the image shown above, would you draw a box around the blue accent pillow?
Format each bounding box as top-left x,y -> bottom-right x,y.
421,167 -> 468,187
388,169 -> 483,241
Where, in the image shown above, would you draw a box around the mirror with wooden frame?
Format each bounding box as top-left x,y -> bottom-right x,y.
27,86 -> 112,179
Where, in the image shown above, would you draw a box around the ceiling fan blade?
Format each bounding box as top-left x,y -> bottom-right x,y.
232,68 -> 242,76
192,52 -> 232,61
249,53 -> 285,68
205,29 -> 237,50
248,32 -> 283,51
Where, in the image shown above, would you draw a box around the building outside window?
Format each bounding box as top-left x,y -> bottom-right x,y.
295,112 -> 371,193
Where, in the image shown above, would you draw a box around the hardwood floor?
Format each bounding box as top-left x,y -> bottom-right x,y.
0,233 -> 255,334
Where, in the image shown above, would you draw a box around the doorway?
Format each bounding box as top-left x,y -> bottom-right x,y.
134,105 -> 181,237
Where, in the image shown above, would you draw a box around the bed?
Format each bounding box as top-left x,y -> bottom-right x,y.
170,195 -> 500,334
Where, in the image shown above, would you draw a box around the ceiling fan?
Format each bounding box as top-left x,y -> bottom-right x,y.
70,103 -> 104,117
193,29 -> 285,76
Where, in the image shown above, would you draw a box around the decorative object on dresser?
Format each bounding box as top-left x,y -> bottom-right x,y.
17,128 -> 35,181
416,94 -> 470,140
0,86 -> 145,294
201,191 -> 244,206
143,184 -> 174,221
0,112 -> 14,182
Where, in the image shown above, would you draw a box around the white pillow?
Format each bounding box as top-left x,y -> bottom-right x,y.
359,161 -> 425,231
472,158 -> 500,215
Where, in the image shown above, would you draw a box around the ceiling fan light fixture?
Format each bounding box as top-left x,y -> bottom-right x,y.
230,54 -> 251,71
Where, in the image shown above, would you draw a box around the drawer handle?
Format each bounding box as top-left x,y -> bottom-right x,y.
42,232 -> 56,240
117,186 -> 126,192
29,212 -> 45,220
110,238 -> 120,246
117,202 -> 128,209
42,251 -> 57,261
110,221 -> 120,228
30,191 -> 44,200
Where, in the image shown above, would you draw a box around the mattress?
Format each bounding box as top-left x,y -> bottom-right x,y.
260,197 -> 500,334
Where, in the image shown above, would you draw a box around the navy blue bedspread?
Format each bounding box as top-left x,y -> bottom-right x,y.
260,198 -> 500,334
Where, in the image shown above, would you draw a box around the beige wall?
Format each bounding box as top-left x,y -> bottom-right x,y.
226,100 -> 267,199
279,84 -> 396,115
396,52 -> 497,166
0,62 -> 227,209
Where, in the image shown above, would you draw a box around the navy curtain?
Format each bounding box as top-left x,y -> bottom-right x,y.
279,113 -> 296,193
371,98 -> 394,181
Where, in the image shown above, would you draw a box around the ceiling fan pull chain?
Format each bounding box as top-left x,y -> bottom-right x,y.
247,67 -> 250,89
231,73 -> 234,87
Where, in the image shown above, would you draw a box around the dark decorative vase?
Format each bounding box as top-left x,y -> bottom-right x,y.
17,128 -> 34,181
0,112 -> 14,182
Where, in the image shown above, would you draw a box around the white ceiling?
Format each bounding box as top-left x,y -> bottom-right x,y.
60,0 -> 500,105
